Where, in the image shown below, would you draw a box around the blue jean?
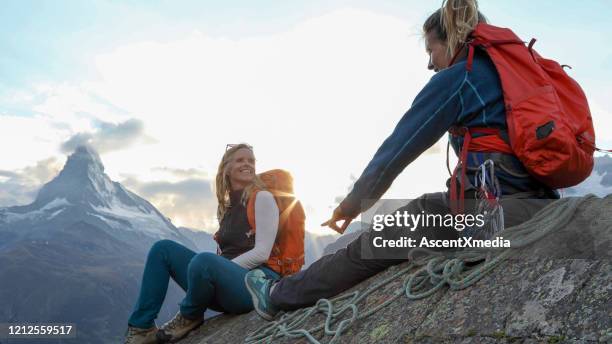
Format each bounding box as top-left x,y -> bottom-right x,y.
128,239 -> 279,328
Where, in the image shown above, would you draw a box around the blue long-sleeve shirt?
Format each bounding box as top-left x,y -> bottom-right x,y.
340,50 -> 557,218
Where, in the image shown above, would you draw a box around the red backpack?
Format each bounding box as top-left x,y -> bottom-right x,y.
450,23 -> 596,211
246,169 -> 305,276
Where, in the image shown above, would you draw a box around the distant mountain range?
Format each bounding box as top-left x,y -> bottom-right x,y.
0,146 -> 194,248
0,146 -> 201,343
565,155 -> 612,197
322,222 -> 365,256
176,226 -> 217,252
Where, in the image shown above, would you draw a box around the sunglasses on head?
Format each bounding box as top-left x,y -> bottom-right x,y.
225,143 -> 253,151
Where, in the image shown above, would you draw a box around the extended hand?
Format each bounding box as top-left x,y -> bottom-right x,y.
321,206 -> 354,234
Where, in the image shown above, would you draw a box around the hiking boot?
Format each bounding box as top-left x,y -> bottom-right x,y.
156,312 -> 203,343
244,269 -> 279,321
124,325 -> 159,344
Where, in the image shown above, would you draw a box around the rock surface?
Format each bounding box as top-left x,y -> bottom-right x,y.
176,195 -> 611,344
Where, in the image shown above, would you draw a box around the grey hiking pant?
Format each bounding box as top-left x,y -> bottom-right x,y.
270,191 -> 551,310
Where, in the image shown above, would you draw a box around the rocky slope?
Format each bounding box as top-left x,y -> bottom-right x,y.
174,195 -> 611,344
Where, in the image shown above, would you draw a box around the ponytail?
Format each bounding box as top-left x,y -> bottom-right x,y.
423,0 -> 487,58
441,0 -> 480,57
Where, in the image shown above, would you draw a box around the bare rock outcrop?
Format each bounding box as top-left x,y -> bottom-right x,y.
178,196 -> 611,344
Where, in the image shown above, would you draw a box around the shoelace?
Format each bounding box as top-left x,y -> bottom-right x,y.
164,314 -> 186,331
125,327 -> 145,344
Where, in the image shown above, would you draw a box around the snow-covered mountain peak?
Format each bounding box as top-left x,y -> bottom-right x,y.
65,145 -> 105,175
1,145 -> 189,243
34,145 -> 116,207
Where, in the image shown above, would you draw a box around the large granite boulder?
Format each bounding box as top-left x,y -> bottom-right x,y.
176,195 -> 611,344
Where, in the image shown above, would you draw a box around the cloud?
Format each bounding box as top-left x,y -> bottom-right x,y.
60,118 -> 154,154
0,83 -> 146,170
122,176 -> 217,231
15,7 -> 608,234
0,158 -> 62,207
0,114 -> 67,170
151,167 -> 210,179
74,8 -> 439,234
32,83 -> 130,130
423,138 -> 445,155
589,102 -> 612,148
332,174 -> 358,205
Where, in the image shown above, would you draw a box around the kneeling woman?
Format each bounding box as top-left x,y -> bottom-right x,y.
125,144 -> 283,344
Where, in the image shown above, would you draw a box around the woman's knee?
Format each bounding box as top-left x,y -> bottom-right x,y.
187,252 -> 219,275
148,239 -> 177,257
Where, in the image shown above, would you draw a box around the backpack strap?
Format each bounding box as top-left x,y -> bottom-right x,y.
247,188 -> 293,239
246,189 -> 259,236
579,138 -> 612,154
449,24 -> 526,72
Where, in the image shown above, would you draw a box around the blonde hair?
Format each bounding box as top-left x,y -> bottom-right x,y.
214,143 -> 266,223
423,0 -> 487,58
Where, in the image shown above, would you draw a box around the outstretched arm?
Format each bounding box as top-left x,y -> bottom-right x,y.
326,70 -> 467,232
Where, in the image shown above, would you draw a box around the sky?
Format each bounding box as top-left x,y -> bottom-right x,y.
1,0 -> 611,234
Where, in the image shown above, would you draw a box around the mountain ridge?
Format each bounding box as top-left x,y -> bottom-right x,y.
0,145 -> 191,245
0,146 -> 199,344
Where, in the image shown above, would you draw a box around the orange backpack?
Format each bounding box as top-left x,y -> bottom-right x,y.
246,169 -> 305,276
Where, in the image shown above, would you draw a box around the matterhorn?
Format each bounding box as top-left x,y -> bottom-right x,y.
0,146 -> 201,344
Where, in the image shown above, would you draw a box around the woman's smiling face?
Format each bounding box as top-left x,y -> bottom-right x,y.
227,147 -> 256,190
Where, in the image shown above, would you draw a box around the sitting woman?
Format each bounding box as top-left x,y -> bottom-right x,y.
125,143 -> 283,344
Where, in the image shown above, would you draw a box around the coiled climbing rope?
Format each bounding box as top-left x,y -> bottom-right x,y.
245,195 -> 595,344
